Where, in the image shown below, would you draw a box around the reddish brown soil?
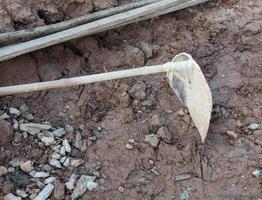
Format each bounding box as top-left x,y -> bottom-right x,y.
0,0 -> 262,199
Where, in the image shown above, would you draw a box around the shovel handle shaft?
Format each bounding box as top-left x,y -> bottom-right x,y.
0,61 -> 191,96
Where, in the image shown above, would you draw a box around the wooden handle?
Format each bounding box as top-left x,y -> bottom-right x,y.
0,60 -> 191,96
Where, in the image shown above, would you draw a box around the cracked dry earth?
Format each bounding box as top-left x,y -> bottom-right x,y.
0,0 -> 262,199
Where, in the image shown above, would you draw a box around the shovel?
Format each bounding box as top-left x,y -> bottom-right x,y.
0,53 -> 212,142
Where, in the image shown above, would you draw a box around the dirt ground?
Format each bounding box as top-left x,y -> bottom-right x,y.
0,0 -> 262,199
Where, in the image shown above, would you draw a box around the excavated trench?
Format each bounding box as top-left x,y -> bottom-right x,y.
0,0 -> 261,199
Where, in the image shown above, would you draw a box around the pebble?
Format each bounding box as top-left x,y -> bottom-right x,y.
63,158 -> 71,168
22,132 -> 28,138
9,159 -> 25,167
227,130 -> 238,138
0,120 -> 14,146
248,123 -> 259,130
65,174 -> 78,190
63,139 -> 71,153
34,184 -> 54,200
60,157 -> 66,164
74,132 -> 83,150
252,169 -> 261,177
13,119 -> 19,130
41,136 -> 56,146
0,113 -> 10,120
144,134 -> 160,148
126,143 -> 134,150
140,41 -> 153,58
20,161 -> 34,173
9,108 -> 21,116
150,114 -> 163,132
79,124 -> 85,130
65,124 -> 74,133
118,186 -> 125,193
49,159 -> 62,169
53,128 -> 66,137
0,166 -> 8,176
29,171 -> 49,178
71,175 -> 97,200
25,114 -> 34,121
51,153 -> 61,160
157,126 -> 173,144
16,190 -> 28,198
60,146 -> 66,156
44,177 -> 57,184
19,123 -> 52,135
53,180 -> 65,200
4,193 -> 22,200
70,159 -> 85,167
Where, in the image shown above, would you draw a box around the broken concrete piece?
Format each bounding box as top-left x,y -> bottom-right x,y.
71,175 -> 96,200
19,123 -> 52,135
34,184 -> 54,200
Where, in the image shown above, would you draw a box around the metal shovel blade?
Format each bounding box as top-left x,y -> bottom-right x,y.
166,53 -> 212,142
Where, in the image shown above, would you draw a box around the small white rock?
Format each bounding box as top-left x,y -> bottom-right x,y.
29,171 -> 49,178
248,123 -> 259,130
44,177 -> 57,184
63,139 -> 71,153
20,161 -> 34,173
126,143 -> 134,150
252,169 -> 261,177
34,184 -> 54,200
63,157 -> 71,168
144,134 -> 160,148
70,159 -> 84,167
0,113 -> 10,120
65,124 -> 74,133
9,107 -> 21,116
4,193 -> 21,200
87,181 -> 98,191
60,146 -> 66,156
13,119 -> 19,130
65,174 -> 78,190
41,137 -> 56,146
53,128 -> 66,137
0,166 -> 8,176
60,157 -> 66,164
19,123 -> 52,135
49,159 -> 62,169
16,190 -> 28,198
51,153 -> 61,160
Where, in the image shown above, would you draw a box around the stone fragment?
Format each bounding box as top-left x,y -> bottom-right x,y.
140,41 -> 153,58
126,143 -> 134,150
74,132 -> 83,150
71,175 -> 97,200
9,108 -> 21,116
53,180 -> 65,200
44,177 -> 56,184
41,137 -> 56,146
53,128 -> 66,137
144,134 -> 160,148
63,158 -> 70,168
252,169 -> 261,177
70,159 -> 84,167
19,123 -> 51,135
65,174 -> 78,190
0,120 -> 14,146
129,82 -> 146,100
16,190 -> 27,198
4,193 -> 21,200
49,159 -> 62,169
29,171 -> 49,178
20,161 -> 34,173
0,166 -> 8,176
157,126 -> 173,144
0,113 -> 10,120
248,123 -> 259,130
63,139 -> 71,153
34,184 -> 54,200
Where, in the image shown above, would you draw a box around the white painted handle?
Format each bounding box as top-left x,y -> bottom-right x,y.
0,60 -> 191,96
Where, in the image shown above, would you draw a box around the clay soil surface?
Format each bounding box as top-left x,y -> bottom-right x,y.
0,0 -> 261,199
